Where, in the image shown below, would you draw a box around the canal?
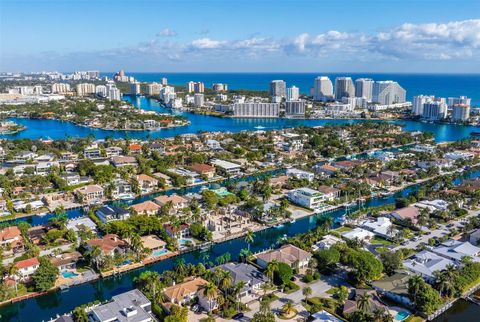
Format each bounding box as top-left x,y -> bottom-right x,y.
1,167 -> 480,321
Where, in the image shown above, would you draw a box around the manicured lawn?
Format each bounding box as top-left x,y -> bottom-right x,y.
334,226 -> 353,233
370,236 -> 393,245
326,287 -> 338,295
405,315 -> 424,322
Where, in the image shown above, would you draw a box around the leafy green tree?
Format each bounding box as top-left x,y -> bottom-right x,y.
72,306 -> 88,322
32,257 -> 59,292
380,251 -> 403,276
274,262 -> 293,285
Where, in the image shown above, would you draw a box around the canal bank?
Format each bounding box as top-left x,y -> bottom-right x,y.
1,166 -> 480,321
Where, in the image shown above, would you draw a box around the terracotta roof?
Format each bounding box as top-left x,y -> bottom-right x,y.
136,174 -> 158,182
257,244 -> 312,266
15,257 -> 40,269
131,201 -> 161,214
86,234 -> 127,254
50,251 -> 82,267
317,185 -> 340,194
128,143 -> 142,150
190,163 -> 215,174
0,226 -> 21,241
154,194 -> 188,206
75,184 -> 103,194
164,277 -> 208,302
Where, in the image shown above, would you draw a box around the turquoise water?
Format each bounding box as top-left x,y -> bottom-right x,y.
152,249 -> 168,256
395,310 -> 410,321
61,271 -> 78,278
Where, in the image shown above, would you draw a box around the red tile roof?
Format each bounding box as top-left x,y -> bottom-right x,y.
15,257 -> 40,269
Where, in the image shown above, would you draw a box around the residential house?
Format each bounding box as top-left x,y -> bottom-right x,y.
403,250 -> 456,283
205,139 -> 221,150
153,194 -> 188,212
15,257 -> 40,280
256,244 -> 312,269
111,179 -> 134,199
140,235 -> 167,255
90,289 -> 153,322
343,289 -> 387,316
85,234 -> 128,257
286,168 -> 315,182
214,263 -> 268,300
371,271 -> 413,306
74,185 -> 104,204
470,229 -> 480,245
314,164 -> 339,177
111,156 -> 138,168
135,174 -> 158,194
96,205 -> 130,223
190,163 -> 216,179
431,240 -> 480,264
128,143 -> 142,154
311,310 -> 343,322
164,224 -> 190,239
361,217 -> 396,239
342,227 -> 375,242
164,276 -> 208,305
84,148 -> 102,159
311,235 -> 345,251
130,201 -> 161,216
50,251 -> 82,271
105,146 -> 123,157
287,187 -> 324,209
210,159 -> 241,176
66,216 -> 98,235
0,226 -> 24,254
317,185 -> 341,201
389,206 -> 420,225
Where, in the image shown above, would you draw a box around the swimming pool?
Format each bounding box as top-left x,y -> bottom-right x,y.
61,271 -> 79,278
395,310 -> 410,321
152,249 -> 168,257
179,238 -> 194,246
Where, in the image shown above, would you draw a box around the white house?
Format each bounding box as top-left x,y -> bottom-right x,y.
14,257 -> 40,280
361,217 -> 396,239
403,250 -> 455,283
286,168 -> 315,182
342,228 -> 375,242
287,187 -> 324,209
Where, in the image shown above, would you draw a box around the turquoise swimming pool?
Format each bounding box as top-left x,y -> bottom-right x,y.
152,249 -> 168,256
61,271 -> 79,278
395,310 -> 410,321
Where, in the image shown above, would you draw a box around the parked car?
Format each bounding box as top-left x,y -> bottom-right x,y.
233,313 -> 245,320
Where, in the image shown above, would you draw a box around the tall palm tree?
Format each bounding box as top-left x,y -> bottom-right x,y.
8,264 -> 19,296
321,217 -> 334,232
129,233 -> 144,261
220,270 -> 233,294
265,260 -> 278,285
408,275 -> 424,307
202,282 -> 218,312
282,300 -> 295,316
356,293 -> 372,313
303,286 -> 312,302
244,229 -> 254,251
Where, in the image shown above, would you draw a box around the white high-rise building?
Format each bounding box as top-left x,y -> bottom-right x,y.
161,77 -> 168,85
130,82 -> 141,95
285,100 -> 305,116
76,83 -> 96,96
313,76 -> 333,102
160,86 -> 175,102
286,86 -> 300,101
194,93 -> 205,107
372,81 -> 406,105
95,85 -> 107,98
186,81 -> 195,93
51,83 -> 70,94
448,96 -> 471,107
422,101 -> 447,121
354,78 -> 374,102
412,95 -> 435,116
231,102 -> 280,118
334,77 -> 355,100
107,87 -> 121,101
269,80 -> 286,98
452,105 -> 471,122
146,83 -> 162,95
212,83 -> 228,92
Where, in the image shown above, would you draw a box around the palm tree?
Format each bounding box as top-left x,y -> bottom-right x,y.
302,286 -> 312,302
260,282 -> 270,297
281,300 -> 296,317
372,308 -> 389,322
8,264 -> 19,296
265,260 -> 278,285
202,282 -> 218,312
174,258 -> 187,277
356,293 -> 372,313
408,275 -> 424,307
219,270 -> 233,294
321,217 -> 333,232
335,285 -> 349,304
129,233 -> 144,261
244,229 -> 254,251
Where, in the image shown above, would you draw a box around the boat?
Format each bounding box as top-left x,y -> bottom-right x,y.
254,125 -> 266,130
470,131 -> 480,137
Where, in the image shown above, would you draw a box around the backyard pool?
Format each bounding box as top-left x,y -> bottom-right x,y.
179,238 -> 194,247
394,310 -> 410,321
152,249 -> 168,257
61,271 -> 79,279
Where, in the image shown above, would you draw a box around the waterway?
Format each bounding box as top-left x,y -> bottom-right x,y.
1,95 -> 479,142
1,166 -> 480,321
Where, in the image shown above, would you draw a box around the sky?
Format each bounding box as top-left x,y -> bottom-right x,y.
1,0 -> 480,73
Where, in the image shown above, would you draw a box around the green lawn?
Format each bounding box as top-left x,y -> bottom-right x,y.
405,315 -> 424,322
371,236 -> 393,245
334,226 -> 353,233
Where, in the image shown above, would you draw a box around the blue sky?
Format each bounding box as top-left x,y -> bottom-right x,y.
1,0 -> 480,72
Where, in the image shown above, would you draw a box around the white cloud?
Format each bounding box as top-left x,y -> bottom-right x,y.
157,28 -> 178,37
190,38 -> 227,49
